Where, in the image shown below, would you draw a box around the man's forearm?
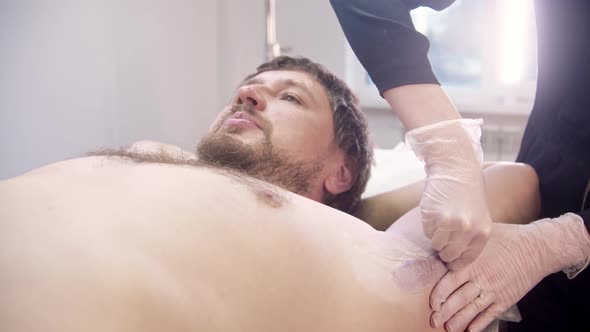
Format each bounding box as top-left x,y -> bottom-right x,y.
357,163 -> 540,231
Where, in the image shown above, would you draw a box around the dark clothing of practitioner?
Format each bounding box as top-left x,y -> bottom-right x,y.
330,0 -> 440,94
504,0 -> 590,330
330,0 -> 590,330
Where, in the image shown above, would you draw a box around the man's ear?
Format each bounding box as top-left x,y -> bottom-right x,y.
324,161 -> 355,195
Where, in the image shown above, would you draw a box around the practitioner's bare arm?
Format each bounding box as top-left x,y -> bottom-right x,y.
356,163 -> 541,231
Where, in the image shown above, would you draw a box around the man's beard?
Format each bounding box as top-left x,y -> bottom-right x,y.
196,125 -> 323,196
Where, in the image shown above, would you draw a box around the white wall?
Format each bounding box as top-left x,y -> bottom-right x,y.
276,0 -> 346,78
217,0 -> 266,104
1,1 -> 118,178
0,0 -> 229,179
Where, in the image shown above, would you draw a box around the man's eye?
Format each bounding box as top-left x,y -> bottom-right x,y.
281,93 -> 302,105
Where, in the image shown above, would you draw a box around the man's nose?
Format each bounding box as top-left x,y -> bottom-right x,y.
237,85 -> 266,112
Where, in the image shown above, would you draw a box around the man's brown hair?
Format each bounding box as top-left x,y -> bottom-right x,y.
244,56 -> 373,214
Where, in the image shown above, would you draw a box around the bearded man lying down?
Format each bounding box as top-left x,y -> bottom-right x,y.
0,57 -> 540,332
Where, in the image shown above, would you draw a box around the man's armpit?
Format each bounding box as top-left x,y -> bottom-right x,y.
391,255 -> 446,294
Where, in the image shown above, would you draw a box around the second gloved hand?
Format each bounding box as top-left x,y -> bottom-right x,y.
406,118 -> 491,270
429,213 -> 590,332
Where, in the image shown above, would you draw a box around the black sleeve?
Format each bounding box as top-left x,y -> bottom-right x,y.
330,0 -> 440,95
401,0 -> 456,11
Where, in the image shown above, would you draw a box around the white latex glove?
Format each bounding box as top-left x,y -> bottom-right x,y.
406,118 -> 491,270
429,213 -> 590,332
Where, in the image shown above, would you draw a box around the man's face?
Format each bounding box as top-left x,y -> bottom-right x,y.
197,70 -> 339,196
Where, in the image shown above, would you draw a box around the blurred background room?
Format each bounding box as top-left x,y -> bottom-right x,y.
0,0 -> 537,179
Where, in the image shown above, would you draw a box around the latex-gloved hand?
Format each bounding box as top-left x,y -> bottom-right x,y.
429,213 -> 590,332
406,118 -> 491,270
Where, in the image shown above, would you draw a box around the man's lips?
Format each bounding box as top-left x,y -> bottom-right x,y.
224,112 -> 262,130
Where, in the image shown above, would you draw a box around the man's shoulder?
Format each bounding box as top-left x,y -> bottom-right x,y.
126,140 -> 197,161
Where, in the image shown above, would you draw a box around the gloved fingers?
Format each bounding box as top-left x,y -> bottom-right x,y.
438,238 -> 468,264
444,292 -> 494,332
422,212 -> 473,253
435,219 -> 474,264
430,281 -> 480,329
430,269 -> 470,311
421,209 -> 439,239
430,229 -> 451,252
446,242 -> 485,271
467,304 -> 504,332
